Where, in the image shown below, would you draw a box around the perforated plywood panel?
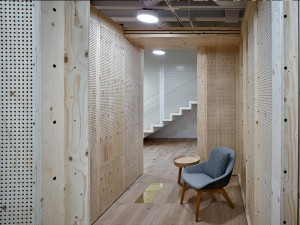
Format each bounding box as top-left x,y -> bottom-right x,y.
89,17 -> 100,223
241,31 -> 248,203
164,49 -> 197,120
144,51 -> 161,129
0,1 -> 36,224
247,12 -> 255,224
206,47 -> 237,155
123,45 -> 143,188
89,9 -> 143,223
257,2 -> 272,224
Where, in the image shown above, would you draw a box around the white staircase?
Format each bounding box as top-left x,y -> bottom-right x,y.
144,100 -> 197,138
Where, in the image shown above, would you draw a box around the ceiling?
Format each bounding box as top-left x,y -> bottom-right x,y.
91,0 -> 247,28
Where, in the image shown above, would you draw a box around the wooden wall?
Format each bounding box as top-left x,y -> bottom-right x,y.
41,2 -> 65,224
89,7 -> 143,223
240,2 -> 298,225
40,1 -> 90,225
282,1 -> 298,224
197,46 -> 239,173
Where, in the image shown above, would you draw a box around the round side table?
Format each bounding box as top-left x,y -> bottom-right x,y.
173,155 -> 201,185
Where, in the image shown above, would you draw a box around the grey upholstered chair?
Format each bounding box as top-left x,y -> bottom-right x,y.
180,147 -> 236,222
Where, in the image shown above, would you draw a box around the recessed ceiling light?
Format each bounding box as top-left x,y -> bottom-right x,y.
137,10 -> 159,23
153,50 -> 165,55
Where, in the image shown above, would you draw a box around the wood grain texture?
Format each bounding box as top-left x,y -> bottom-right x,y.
197,47 -> 208,161
123,45 -> 144,189
271,2 -> 284,225
197,47 -> 238,171
282,1 -> 298,224
94,139 -> 248,225
245,9 -> 256,225
207,47 -> 237,171
241,2 -> 256,35
241,27 -> 249,219
252,6 -> 260,225
64,1 -> 89,224
40,2 -> 65,225
236,44 -> 243,178
89,6 -> 143,223
125,34 -> 240,49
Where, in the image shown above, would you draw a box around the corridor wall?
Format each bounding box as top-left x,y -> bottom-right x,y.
197,46 -> 239,173
1,1 -> 91,225
89,7 -> 143,223
240,2 -> 298,225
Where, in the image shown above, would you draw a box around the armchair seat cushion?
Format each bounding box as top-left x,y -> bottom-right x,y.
204,150 -> 230,178
182,172 -> 214,189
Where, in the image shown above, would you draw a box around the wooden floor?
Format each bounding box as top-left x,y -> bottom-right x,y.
94,139 -> 247,225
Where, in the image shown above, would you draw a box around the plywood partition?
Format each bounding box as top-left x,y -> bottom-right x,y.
256,2 -> 273,223
0,1 -> 38,224
123,45 -> 144,188
197,47 -> 208,161
240,2 -> 298,225
64,2 -> 90,224
89,7 -> 143,223
197,46 -> 237,170
282,1 -> 298,224
40,1 -> 90,225
40,2 -> 65,224
241,28 -> 248,216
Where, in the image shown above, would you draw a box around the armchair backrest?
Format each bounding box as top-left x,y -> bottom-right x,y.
212,147 -> 236,175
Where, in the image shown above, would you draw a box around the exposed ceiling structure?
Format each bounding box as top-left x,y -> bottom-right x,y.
91,0 -> 247,28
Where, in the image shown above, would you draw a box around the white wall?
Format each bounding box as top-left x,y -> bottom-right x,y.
144,49 -> 197,131
147,105 -> 197,138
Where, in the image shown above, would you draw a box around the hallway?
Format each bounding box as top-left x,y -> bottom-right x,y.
94,139 -> 247,225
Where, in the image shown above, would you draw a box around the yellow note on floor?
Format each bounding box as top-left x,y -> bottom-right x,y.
135,183 -> 164,203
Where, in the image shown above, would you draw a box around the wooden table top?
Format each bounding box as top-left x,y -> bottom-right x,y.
173,155 -> 201,167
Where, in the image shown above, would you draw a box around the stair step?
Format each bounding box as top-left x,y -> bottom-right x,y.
144,100 -> 197,138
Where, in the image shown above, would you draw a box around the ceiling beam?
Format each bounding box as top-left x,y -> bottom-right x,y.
94,5 -> 246,10
112,17 -> 243,22
124,33 -> 241,49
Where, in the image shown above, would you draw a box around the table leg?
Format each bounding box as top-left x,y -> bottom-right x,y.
177,167 -> 182,184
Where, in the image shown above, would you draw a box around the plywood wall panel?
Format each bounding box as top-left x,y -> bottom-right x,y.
246,11 -> 256,224
0,1 -> 38,224
197,46 -> 237,171
282,1 -> 298,224
40,2 -> 65,224
89,7 -> 143,223
197,47 -> 208,161
89,17 -> 100,222
257,2 -> 272,224
206,47 -> 237,159
241,28 -> 248,216
240,2 -> 298,225
64,2 -> 90,224
271,2 -> 284,224
123,45 -> 144,188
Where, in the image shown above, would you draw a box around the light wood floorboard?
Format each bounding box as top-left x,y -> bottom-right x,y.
94,139 -> 247,225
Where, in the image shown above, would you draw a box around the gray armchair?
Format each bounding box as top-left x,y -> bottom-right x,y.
180,147 -> 236,222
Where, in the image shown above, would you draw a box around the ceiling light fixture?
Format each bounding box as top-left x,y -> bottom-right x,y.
153,50 -> 165,55
137,10 -> 159,23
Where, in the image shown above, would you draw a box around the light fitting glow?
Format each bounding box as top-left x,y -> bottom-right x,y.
152,50 -> 165,55
137,10 -> 159,23
176,65 -> 185,69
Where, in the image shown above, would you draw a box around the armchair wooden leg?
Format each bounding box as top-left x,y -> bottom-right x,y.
219,188 -> 235,209
195,191 -> 201,222
180,182 -> 187,204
